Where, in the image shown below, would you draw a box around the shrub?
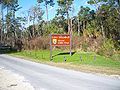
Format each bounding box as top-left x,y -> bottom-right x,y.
97,39 -> 115,57
23,37 -> 49,50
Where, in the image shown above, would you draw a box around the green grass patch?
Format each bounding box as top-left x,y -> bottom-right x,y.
10,50 -> 120,69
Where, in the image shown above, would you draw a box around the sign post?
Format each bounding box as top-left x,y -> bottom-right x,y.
70,34 -> 72,56
50,34 -> 52,61
50,34 -> 72,60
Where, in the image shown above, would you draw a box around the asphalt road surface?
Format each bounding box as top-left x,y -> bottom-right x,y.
0,54 -> 120,90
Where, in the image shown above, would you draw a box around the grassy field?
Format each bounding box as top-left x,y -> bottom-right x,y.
10,50 -> 120,75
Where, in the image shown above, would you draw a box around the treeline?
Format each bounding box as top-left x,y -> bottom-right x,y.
0,0 -> 120,57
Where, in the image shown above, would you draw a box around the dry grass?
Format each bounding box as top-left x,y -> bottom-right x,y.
47,62 -> 120,75
23,37 -> 50,50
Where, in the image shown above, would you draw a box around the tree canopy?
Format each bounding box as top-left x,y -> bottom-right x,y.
0,0 -> 119,54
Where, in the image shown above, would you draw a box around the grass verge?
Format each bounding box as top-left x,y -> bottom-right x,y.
9,50 -> 120,75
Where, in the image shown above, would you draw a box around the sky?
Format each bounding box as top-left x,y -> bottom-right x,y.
17,0 -> 95,21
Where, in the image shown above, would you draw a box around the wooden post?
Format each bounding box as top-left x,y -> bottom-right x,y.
70,33 -> 72,56
50,34 -> 52,61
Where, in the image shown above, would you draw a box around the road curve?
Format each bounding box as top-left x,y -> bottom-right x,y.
0,54 -> 120,90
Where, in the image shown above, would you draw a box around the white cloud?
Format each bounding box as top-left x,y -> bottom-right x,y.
84,1 -> 89,6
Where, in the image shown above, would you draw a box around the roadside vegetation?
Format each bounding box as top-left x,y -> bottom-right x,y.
10,50 -> 120,75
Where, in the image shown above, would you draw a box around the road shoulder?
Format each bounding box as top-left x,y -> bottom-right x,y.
0,67 -> 34,90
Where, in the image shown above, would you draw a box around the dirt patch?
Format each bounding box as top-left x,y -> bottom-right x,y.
0,67 -> 34,90
47,62 -> 120,76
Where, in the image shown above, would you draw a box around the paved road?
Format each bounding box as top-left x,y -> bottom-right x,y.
0,54 -> 120,90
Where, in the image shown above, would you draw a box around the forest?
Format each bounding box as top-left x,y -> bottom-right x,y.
0,0 -> 120,59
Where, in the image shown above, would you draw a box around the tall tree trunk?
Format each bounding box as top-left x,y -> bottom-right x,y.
0,6 -> 2,43
84,21 -> 87,29
70,18 -> 73,34
81,21 -> 84,31
101,22 -> 105,38
33,12 -> 35,37
28,10 -> 32,39
66,0 -> 70,34
77,18 -> 80,36
6,6 -> 9,42
13,10 -> 17,41
46,5 -> 48,22
0,4 -> 3,43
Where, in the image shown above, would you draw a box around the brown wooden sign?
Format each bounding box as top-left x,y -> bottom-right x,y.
51,34 -> 70,46
50,34 -> 72,60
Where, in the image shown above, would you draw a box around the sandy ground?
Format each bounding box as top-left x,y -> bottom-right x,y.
0,67 -> 35,90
